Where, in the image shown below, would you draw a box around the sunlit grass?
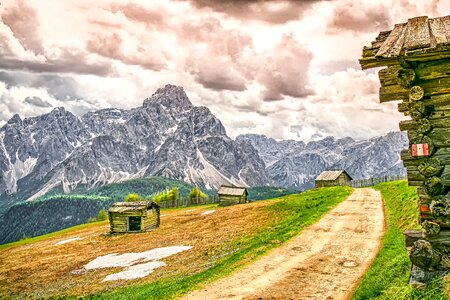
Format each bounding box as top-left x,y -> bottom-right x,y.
352,180 -> 447,300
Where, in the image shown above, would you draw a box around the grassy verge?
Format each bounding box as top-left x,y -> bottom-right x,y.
352,180 -> 447,300
82,186 -> 352,300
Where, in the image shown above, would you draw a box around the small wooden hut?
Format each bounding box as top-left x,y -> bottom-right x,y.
218,185 -> 248,206
108,201 -> 160,233
315,170 -> 353,188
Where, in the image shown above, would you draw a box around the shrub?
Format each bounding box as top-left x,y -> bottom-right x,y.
152,187 -> 180,203
124,193 -> 141,202
188,187 -> 208,201
97,209 -> 108,221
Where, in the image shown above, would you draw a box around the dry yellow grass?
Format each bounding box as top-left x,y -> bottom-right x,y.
0,201 -> 279,299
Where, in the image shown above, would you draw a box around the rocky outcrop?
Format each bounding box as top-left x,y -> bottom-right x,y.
0,84 -> 270,212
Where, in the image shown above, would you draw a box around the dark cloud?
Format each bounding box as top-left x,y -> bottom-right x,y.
0,50 -> 112,76
257,34 -> 313,101
34,75 -> 82,100
110,3 -> 166,29
327,1 -> 391,33
1,0 -> 44,54
194,69 -> 247,91
24,96 -> 52,108
86,32 -> 166,71
0,71 -> 83,100
188,0 -> 321,24
182,18 -> 252,91
183,18 -> 312,97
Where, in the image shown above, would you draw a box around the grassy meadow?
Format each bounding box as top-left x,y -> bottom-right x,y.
0,186 -> 351,299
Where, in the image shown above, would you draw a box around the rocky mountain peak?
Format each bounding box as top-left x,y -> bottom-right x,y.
143,84 -> 193,111
6,114 -> 22,126
0,84 -> 270,211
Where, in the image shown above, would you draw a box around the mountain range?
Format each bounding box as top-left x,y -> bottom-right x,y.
0,84 -> 407,212
237,132 -> 408,190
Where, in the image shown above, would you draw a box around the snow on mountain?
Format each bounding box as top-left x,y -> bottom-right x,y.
0,84 -> 270,211
0,83 -> 409,213
237,132 -> 408,190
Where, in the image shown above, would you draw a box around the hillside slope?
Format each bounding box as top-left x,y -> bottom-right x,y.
0,176 -> 204,244
0,186 -> 351,299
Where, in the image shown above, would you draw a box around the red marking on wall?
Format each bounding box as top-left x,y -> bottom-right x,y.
412,143 -> 429,157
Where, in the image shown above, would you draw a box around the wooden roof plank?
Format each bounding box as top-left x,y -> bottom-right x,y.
376,24 -> 406,57
439,16 -> 450,44
404,16 -> 431,50
386,24 -> 408,57
218,185 -> 247,196
429,17 -> 449,45
316,170 -> 349,181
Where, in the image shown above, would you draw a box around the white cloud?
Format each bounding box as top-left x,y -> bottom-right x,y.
0,0 -> 445,141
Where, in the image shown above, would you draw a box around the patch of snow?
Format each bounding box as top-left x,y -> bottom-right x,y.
4,154 -> 38,194
185,209 -> 197,212
165,124 -> 178,135
55,237 -> 82,246
201,210 -> 216,215
70,140 -> 82,148
91,166 -> 148,188
103,261 -> 166,281
62,215 -> 73,220
160,214 -> 167,217
393,152 -> 402,166
111,117 -> 127,125
84,246 -> 192,270
154,141 -> 164,153
83,245 -> 192,281
26,176 -> 61,201
185,148 -> 248,188
154,125 -> 178,153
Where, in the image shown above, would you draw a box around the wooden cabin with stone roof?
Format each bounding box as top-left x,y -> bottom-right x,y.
315,170 -> 353,188
218,185 -> 248,206
108,201 -> 160,233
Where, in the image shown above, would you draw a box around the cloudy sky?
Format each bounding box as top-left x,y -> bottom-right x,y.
0,0 -> 449,141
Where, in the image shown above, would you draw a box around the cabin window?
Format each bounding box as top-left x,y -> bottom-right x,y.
128,216 -> 142,231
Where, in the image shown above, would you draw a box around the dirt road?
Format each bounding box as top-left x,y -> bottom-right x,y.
183,188 -> 385,300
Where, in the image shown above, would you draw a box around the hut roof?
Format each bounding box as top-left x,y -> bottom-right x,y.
315,170 -> 352,181
360,15 -> 450,69
108,201 -> 158,213
218,185 -> 247,196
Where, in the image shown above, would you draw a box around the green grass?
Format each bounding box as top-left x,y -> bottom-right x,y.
76,186 -> 352,299
352,180 -> 447,300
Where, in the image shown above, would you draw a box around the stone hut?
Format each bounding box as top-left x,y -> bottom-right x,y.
218,185 -> 248,206
360,15 -> 450,285
315,170 -> 353,188
108,201 -> 160,233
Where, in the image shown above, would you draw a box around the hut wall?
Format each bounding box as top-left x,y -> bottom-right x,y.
219,195 -> 241,206
360,17 -> 450,285
142,208 -> 160,230
109,210 -> 144,233
316,180 -> 335,188
240,193 -> 247,203
337,173 -> 352,186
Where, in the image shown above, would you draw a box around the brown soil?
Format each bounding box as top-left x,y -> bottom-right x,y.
183,188 -> 385,300
0,200 -> 279,299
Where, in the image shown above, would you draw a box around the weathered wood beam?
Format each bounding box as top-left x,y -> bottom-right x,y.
415,59 -> 450,81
